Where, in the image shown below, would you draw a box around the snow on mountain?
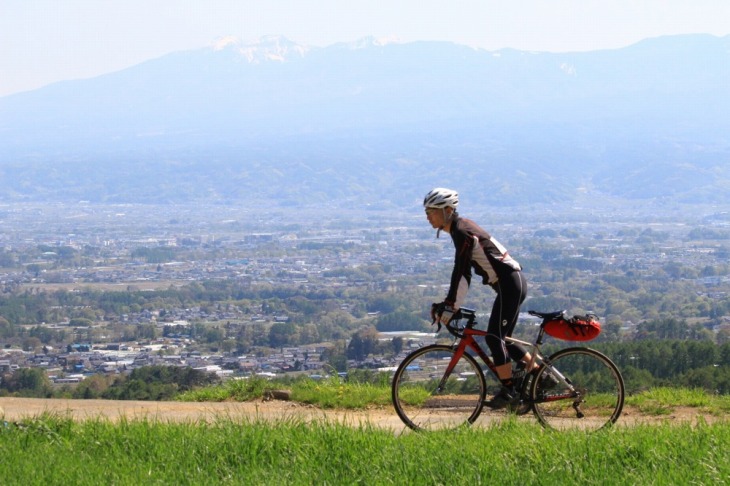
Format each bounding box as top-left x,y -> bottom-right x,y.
212,35 -> 310,63
339,35 -> 402,49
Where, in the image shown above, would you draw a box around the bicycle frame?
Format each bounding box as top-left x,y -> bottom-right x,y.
505,333 -> 580,406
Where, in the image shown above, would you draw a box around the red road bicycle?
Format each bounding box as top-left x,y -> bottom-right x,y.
391,307 -> 625,432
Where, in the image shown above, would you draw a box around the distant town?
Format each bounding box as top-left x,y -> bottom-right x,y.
1,201 -> 729,386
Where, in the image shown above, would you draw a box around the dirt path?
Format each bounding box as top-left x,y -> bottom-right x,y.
0,397 -> 722,430
0,397 -> 407,430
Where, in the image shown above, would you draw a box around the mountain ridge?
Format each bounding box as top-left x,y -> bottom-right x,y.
1,34 -> 728,208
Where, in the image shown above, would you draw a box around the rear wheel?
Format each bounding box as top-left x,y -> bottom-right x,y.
392,344 -> 487,431
531,347 -> 624,432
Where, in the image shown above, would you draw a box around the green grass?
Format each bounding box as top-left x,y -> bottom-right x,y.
179,377 -> 730,417
178,375 -> 396,409
290,376 -> 392,409
624,387 -> 730,416
4,383 -> 730,484
176,375 -> 272,402
1,414 -> 729,485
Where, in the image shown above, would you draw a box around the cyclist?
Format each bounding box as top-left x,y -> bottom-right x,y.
424,187 -> 532,409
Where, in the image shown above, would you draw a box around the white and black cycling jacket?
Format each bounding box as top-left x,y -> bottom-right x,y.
444,213 -> 522,309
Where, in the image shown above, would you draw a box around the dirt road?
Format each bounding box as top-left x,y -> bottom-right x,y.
0,397 -> 720,430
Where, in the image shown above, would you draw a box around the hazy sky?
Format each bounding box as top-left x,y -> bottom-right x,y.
2,0 -> 729,97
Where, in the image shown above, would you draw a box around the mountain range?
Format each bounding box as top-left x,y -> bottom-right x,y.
1,34 -> 728,209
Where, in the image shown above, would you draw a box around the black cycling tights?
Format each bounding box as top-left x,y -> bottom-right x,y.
484,271 -> 528,367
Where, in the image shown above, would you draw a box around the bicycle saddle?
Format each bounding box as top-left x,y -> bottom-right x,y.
528,310 -> 567,320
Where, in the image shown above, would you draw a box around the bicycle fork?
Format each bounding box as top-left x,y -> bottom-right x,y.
434,344 -> 468,392
436,339 -> 488,393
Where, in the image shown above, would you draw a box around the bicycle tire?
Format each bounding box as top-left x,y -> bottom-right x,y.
392,344 -> 487,431
530,347 -> 625,432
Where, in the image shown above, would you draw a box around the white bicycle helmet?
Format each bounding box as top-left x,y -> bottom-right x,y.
423,188 -> 459,209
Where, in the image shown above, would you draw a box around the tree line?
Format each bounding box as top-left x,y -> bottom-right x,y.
1,279 -> 729,356
3,336 -> 730,399
0,365 -> 219,400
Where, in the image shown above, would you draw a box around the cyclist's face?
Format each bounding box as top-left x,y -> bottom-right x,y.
425,207 -> 445,228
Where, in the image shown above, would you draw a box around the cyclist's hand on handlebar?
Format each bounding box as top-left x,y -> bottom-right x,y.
431,302 -> 455,326
439,308 -> 454,325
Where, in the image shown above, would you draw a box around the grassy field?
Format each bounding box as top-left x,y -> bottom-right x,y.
3,382 -> 730,485
1,414 -> 729,485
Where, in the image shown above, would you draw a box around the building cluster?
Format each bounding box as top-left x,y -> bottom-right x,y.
0,332 -> 436,385
0,343 -> 334,384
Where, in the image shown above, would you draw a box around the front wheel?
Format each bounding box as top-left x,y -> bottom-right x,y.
392,344 -> 487,431
531,347 -> 625,432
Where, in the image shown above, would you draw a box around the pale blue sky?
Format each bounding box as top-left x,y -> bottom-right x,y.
1,0 -> 729,97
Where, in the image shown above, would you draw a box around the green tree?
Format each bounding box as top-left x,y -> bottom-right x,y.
321,342 -> 348,373
346,328 -> 379,361
0,316 -> 13,338
22,337 -> 42,352
102,365 -> 219,400
205,327 -> 225,344
1,368 -> 52,397
391,336 -> 404,355
375,311 -> 427,332
72,374 -> 115,399
69,317 -> 93,327
268,322 -> 296,348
